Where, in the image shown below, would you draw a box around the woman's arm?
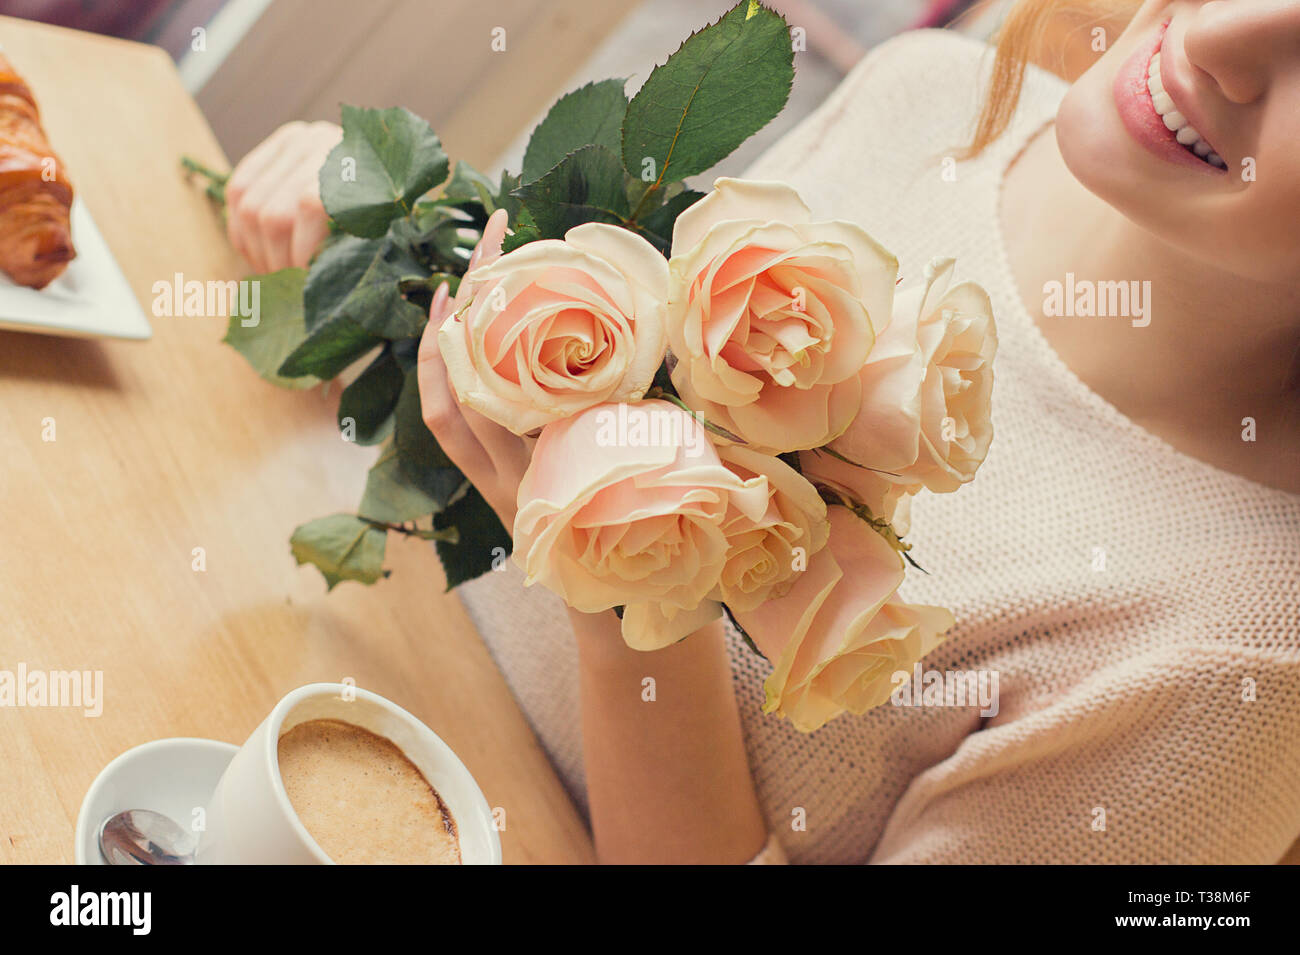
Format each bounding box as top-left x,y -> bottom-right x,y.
569,608 -> 768,864
416,219 -> 769,862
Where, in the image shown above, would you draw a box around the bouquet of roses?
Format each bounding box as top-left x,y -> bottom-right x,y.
212,1 -> 997,732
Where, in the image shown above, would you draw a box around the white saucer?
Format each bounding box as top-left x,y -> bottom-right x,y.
75,737 -> 238,865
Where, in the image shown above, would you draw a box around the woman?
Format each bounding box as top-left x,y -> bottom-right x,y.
226,0 -> 1300,864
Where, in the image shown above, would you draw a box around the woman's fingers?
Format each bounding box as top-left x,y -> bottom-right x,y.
475,208 -> 510,270
461,402 -> 530,482
225,121 -> 341,273
224,123 -> 293,249
289,197 -> 331,269
242,145 -> 314,272
225,121 -> 294,203
418,288 -> 495,484
427,247 -> 526,477
417,276 -> 525,528
226,124 -> 296,270
286,123 -> 341,268
427,280 -> 453,328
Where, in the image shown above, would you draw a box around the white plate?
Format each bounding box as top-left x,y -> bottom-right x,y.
0,197 -> 152,340
74,737 -> 237,865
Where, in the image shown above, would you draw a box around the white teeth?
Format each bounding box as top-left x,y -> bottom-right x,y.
1145,49 -> 1224,167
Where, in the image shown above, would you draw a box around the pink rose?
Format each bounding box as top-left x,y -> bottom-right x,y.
734,508 -> 953,733
830,258 -> 997,493
711,445 -> 830,612
513,400 -> 770,649
438,222 -> 668,435
666,178 -> 897,454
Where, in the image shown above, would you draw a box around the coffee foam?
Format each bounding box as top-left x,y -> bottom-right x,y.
277,718 -> 461,865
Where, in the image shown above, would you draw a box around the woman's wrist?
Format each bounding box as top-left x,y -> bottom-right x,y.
567,606 -> 726,673
568,605 -> 768,863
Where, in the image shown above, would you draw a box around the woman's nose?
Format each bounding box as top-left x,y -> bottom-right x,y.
1182,0 -> 1300,104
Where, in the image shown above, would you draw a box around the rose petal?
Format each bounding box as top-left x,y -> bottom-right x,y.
670,178 -> 812,259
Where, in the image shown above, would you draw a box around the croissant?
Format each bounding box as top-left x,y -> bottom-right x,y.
0,53 -> 74,290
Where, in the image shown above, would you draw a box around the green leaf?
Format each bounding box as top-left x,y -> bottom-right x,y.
406,206 -> 476,273
501,205 -> 541,253
321,105 -> 450,238
638,188 -> 705,242
338,347 -> 404,445
304,234 -> 383,332
290,514 -> 388,589
309,220 -> 433,340
442,164 -> 522,224
444,160 -> 499,201
433,484 -> 512,589
357,441 -> 442,523
390,336 -> 422,374
346,230 -> 430,338
512,144 -> 630,239
277,314 -> 381,380
222,268 -> 320,390
491,169 -> 522,220
393,368 -> 467,506
621,1 -> 793,185
522,78 -> 629,183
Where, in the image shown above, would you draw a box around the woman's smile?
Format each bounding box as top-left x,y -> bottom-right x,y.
1113,18 -> 1228,174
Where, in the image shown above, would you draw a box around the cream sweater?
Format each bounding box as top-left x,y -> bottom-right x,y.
456,30 -> 1300,864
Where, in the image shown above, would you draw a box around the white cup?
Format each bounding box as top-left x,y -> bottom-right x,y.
195,683 -> 502,865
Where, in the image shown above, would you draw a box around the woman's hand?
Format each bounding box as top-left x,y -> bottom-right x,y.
416,209 -> 530,530
420,210 -> 767,863
225,120 -> 342,273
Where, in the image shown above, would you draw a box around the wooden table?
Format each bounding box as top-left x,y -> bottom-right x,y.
0,15 -> 594,865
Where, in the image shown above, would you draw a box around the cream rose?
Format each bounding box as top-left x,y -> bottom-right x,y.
830,257 -> 997,493
733,507 -> 954,733
513,400 -> 770,650
438,222 -> 669,435
711,445 -> 829,612
666,178 -> 897,454
798,447 -> 913,537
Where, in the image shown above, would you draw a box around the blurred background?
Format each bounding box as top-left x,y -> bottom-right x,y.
3,0 -> 1119,173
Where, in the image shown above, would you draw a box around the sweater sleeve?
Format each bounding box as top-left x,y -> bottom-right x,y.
869,645 -> 1300,864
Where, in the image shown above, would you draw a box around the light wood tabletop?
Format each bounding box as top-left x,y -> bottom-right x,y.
0,15 -> 594,865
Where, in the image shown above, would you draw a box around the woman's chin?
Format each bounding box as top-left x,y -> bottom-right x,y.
1055,79 -> 1141,206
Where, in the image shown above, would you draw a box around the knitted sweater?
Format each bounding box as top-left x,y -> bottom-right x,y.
456,30 -> 1300,864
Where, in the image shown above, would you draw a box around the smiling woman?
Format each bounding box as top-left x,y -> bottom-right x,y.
206,0 -> 1300,868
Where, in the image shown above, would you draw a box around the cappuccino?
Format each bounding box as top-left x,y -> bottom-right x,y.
277,718 -> 460,865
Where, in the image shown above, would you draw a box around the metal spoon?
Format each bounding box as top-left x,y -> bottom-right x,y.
98,809 -> 196,865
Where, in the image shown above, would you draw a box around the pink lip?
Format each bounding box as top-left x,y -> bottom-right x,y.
1112,20 -> 1226,175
